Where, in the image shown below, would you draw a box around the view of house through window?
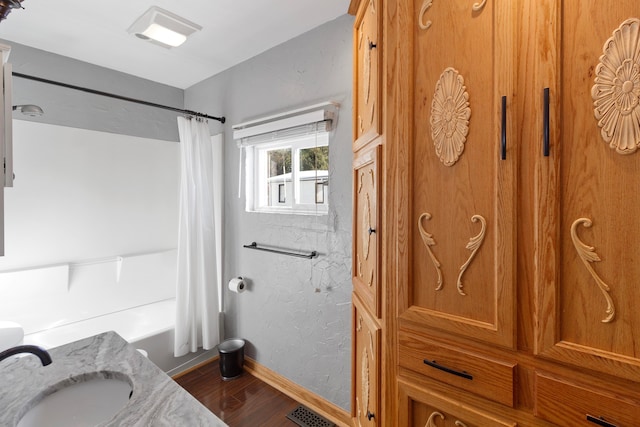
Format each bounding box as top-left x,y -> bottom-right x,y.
255,132 -> 329,214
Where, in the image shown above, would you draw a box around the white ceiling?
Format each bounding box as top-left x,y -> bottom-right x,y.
0,0 -> 350,89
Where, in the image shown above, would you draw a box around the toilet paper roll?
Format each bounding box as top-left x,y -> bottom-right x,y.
228,277 -> 246,293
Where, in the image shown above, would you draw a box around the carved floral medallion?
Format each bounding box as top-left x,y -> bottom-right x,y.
592,18 -> 640,155
430,67 -> 471,166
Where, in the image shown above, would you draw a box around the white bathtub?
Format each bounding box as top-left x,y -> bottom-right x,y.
22,299 -> 216,375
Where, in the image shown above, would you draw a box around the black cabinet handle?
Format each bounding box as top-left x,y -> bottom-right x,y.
543,87 -> 550,156
423,359 -> 473,380
368,227 -> 376,235
587,415 -> 617,427
366,411 -> 375,421
501,96 -> 507,160
369,41 -> 377,50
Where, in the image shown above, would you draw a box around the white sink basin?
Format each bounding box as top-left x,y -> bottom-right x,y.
17,375 -> 132,427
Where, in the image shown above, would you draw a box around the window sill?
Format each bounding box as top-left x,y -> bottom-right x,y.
248,208 -> 328,216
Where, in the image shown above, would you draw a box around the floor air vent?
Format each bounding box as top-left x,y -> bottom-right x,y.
286,405 -> 336,427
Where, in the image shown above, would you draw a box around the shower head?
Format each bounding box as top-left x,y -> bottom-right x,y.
13,104 -> 44,117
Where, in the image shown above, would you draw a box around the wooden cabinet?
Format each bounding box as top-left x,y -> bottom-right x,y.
353,0 -> 381,151
350,0 -> 640,426
398,0 -> 518,350
353,293 -> 381,427
351,0 -> 386,424
352,145 -> 381,317
533,0 -> 640,384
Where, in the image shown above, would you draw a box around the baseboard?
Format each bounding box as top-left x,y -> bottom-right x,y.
170,354 -> 219,380
244,357 -> 352,427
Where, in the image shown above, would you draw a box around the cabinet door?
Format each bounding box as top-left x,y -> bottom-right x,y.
398,0 -> 517,348
353,0 -> 381,150
398,380 -> 517,427
535,0 -> 640,382
353,144 -> 381,317
353,294 -> 381,427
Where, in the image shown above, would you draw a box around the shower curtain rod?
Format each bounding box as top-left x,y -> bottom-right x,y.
12,72 -> 226,124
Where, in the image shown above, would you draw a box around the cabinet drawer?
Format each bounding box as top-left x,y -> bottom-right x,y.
534,371 -> 640,427
399,379 -> 517,427
398,330 -> 515,407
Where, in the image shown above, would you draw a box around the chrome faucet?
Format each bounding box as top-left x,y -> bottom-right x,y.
0,345 -> 52,366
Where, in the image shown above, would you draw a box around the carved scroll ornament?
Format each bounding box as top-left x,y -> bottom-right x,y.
361,345 -> 370,423
419,1 -> 488,30
362,193 -> 371,260
418,213 -> 486,294
418,212 -> 444,290
430,67 -> 471,166
592,18 -> 640,155
418,0 -> 433,30
425,412 -> 445,427
456,215 -> 487,296
570,218 -> 616,323
472,0 -> 487,12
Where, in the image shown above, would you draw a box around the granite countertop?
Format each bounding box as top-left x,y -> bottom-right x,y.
0,331 -> 227,426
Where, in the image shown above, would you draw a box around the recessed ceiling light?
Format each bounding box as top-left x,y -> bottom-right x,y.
127,6 -> 202,49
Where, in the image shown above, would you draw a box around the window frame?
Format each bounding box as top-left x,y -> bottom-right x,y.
247,132 -> 329,215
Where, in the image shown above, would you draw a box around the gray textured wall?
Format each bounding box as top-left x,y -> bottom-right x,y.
185,14 -> 354,410
1,40 -> 185,142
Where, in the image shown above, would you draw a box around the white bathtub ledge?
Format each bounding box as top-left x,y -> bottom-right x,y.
0,331 -> 227,427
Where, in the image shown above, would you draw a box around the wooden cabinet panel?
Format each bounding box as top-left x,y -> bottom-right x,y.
353,144 -> 381,317
398,330 -> 516,407
353,293 -> 381,427
534,371 -> 640,427
353,0 -> 381,150
399,0 -> 518,349
399,380 -> 517,427
535,0 -> 640,382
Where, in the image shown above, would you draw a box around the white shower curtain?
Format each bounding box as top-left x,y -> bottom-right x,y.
174,116 -> 221,357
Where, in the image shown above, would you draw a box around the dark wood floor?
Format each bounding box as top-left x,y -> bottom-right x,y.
174,359 -> 301,426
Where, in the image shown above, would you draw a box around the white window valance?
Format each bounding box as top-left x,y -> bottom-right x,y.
232,101 -> 339,200
232,101 -> 339,146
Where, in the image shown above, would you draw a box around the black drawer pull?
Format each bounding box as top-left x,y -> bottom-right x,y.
500,96 -> 507,160
369,41 -> 377,50
543,87 -> 550,156
368,227 -> 376,235
587,415 -> 617,427
423,359 -> 473,380
366,411 -> 375,421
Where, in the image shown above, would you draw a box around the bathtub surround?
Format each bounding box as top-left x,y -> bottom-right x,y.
185,14 -> 354,410
0,121 -> 179,270
174,117 -> 222,357
0,121 -> 216,374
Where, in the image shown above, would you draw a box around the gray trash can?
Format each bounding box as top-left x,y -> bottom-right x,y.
218,338 -> 245,380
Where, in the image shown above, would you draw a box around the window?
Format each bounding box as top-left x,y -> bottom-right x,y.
252,133 -> 329,214
233,102 -> 337,215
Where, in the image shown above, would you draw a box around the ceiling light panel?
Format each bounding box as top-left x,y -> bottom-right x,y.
127,6 -> 201,48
